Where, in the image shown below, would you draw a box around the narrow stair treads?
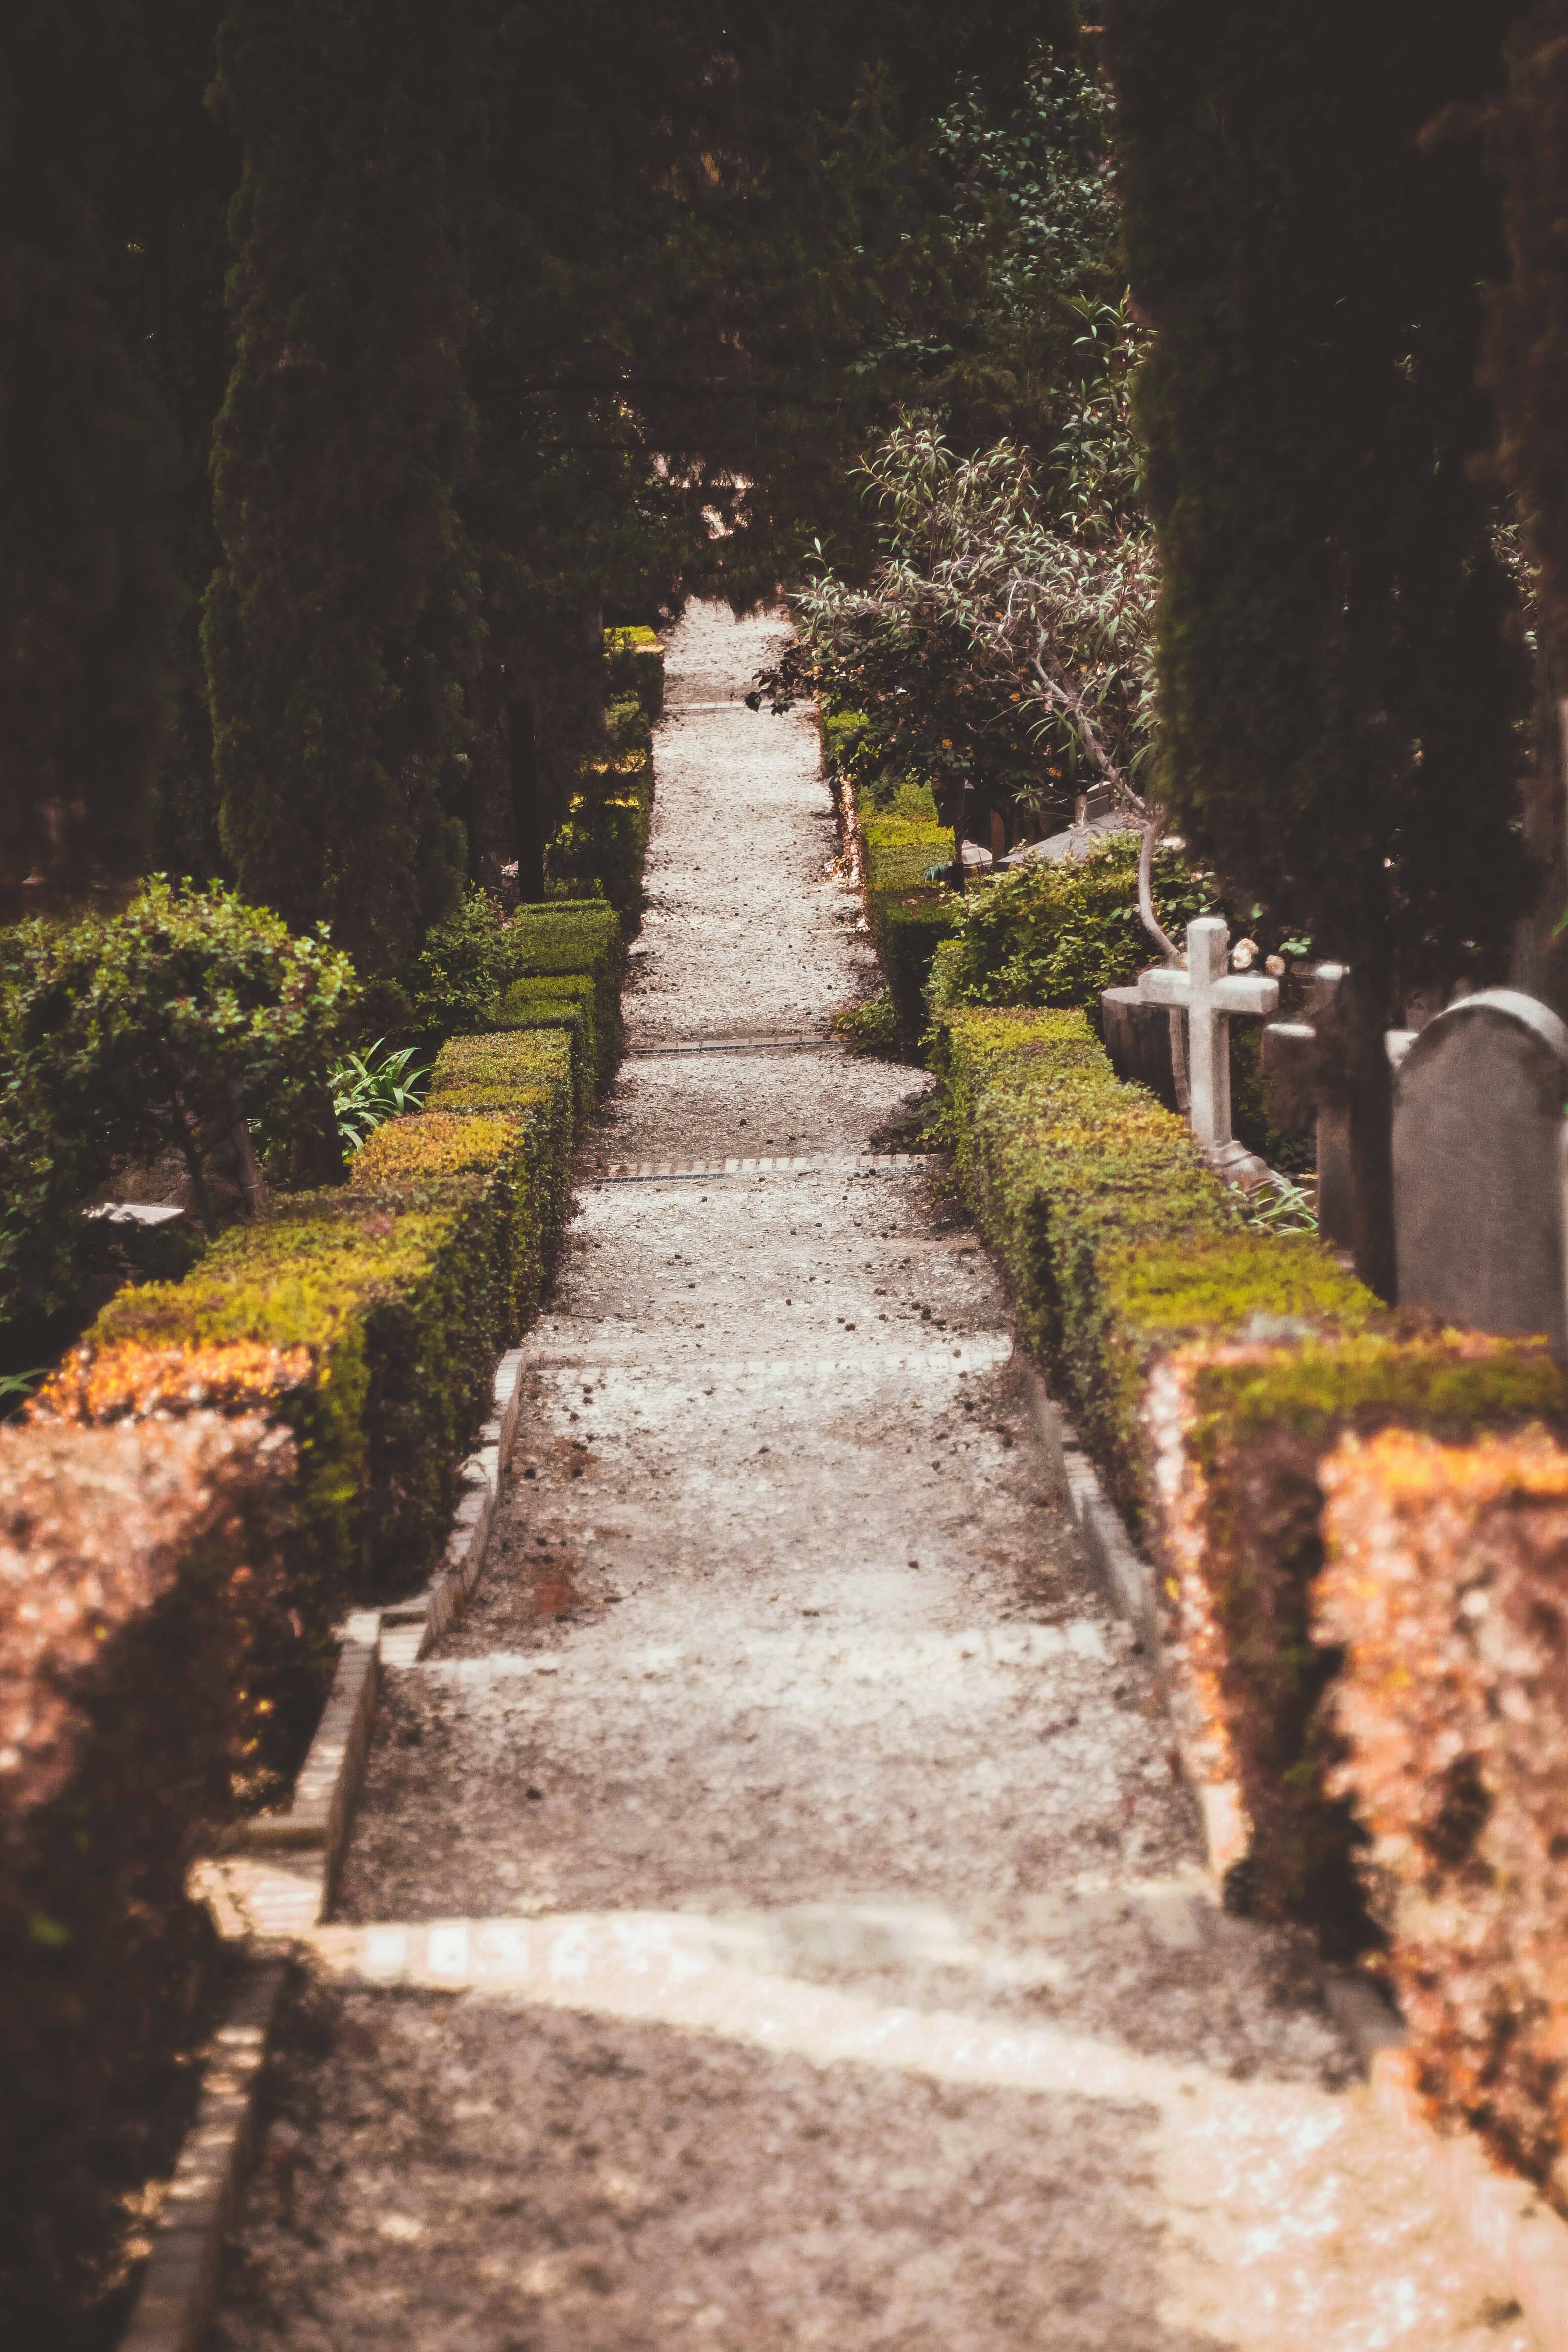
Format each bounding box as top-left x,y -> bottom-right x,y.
626,1035 -> 834,1056
524,1335 -> 1015,1381
590,1151 -> 940,1182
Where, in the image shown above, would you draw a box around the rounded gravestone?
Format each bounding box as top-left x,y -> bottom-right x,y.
1392,988 -> 1568,1357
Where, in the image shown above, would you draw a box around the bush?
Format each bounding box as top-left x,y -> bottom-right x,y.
0,882 -> 357,1318
1149,1333 -> 1566,1937
39,1030 -> 574,1602
831,994 -> 901,1057
0,1412 -> 310,2322
495,975 -> 598,1121
939,831 -> 1219,1009
505,901 -> 623,1088
933,1003 -> 1374,1523
861,813 -> 961,1047
604,625 -> 664,723
1317,1428 -> 1568,2205
400,891 -> 624,1075
545,716 -> 653,924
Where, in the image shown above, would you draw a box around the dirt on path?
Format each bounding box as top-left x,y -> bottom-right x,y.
209,603 -> 1536,2352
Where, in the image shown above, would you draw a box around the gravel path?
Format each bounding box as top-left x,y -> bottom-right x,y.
209,602 -> 1535,2352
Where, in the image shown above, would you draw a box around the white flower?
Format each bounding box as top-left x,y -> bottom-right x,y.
1230,937 -> 1259,970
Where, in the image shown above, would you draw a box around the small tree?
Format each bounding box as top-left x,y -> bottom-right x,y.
0,881 -> 357,1320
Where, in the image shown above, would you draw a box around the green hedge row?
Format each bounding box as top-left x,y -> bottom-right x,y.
504,899 -> 623,1089
860,814 -> 961,1047
42,1030 -> 575,1606
934,1001 -> 1568,1943
604,623 -> 664,723
932,1003 -> 1373,1525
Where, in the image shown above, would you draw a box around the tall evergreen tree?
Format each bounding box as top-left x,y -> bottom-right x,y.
1105,0 -> 1527,1297
0,2 -> 179,897
204,0 -> 482,975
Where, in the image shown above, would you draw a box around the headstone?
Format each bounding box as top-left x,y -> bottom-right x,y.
1137,916 -> 1279,1176
1101,987 -> 1180,1113
1392,988 -> 1568,1357
1261,963 -> 1353,1248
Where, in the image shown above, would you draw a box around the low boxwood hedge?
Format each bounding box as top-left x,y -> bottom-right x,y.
495,974 -> 598,1122
860,815 -> 960,1047
933,1004 -> 1374,1523
509,900 -> 623,1087
1155,1332 -> 1566,1938
41,1030 -> 575,1606
0,1411 -> 312,2330
604,624 -> 664,722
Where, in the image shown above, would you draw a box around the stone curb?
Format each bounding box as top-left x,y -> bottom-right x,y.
1021,1355 -> 1568,2351
117,1343 -> 529,2351
117,1956 -> 289,2352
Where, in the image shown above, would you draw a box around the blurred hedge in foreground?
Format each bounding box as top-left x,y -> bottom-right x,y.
1318,1429 -> 1568,2212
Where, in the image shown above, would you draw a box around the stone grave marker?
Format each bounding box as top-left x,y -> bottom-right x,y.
1392,987 -> 1568,1357
1262,963 -> 1353,1250
1137,916 -> 1279,1178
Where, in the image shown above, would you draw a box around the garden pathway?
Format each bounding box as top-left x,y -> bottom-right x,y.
210,604 -> 1534,2351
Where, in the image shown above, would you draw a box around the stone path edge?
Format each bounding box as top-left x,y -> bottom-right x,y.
115,1342 -> 529,2352
1021,1353 -> 1568,2351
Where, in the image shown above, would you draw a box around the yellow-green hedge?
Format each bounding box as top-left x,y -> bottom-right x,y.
42,1029 -> 576,1604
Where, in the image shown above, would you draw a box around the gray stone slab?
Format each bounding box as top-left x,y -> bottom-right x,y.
1392,987 -> 1568,1355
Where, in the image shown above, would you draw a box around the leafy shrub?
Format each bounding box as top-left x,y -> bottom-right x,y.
401,891 -> 623,1072
940,832 -> 1219,1008
0,1411 -> 310,2323
1317,1429 -> 1568,2205
831,995 -> 900,1057
332,1039 -> 431,1152
0,882 -> 357,1317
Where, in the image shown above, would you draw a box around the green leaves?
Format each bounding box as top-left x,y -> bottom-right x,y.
0,880 -> 358,1315
332,1041 -> 431,1153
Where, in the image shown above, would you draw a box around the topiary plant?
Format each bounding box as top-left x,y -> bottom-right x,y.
0,880 -> 357,1318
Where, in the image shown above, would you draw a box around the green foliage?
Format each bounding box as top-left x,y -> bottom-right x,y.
0,0 -> 182,893
932,1003 -> 1375,1522
787,417 -> 1156,847
831,994 -> 901,1057
940,833 -> 1219,1008
332,1040 -> 431,1153
545,697 -> 655,922
0,881 -> 356,1317
1106,2 -> 1526,1005
604,627 -> 664,723
1481,5 -> 1568,681
204,0 -> 481,977
496,976 -> 598,1121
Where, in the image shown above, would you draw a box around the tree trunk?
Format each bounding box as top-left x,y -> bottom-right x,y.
1508,639 -> 1568,1019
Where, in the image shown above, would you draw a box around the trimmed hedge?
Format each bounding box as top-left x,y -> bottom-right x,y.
495,974 -> 598,1121
39,1030 -> 575,1604
1318,1429 -> 1568,2206
861,814 -> 961,1047
933,1004 -> 1373,1523
0,1413 -> 308,2323
508,900 -> 623,1086
604,624 -> 664,722
1150,1332 -> 1567,1936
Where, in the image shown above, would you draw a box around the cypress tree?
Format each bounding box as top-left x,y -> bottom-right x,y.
1105,0 -> 1528,1296
0,2 -> 178,897
205,0 -> 482,975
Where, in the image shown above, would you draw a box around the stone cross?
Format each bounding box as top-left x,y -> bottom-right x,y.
1262,963 -> 1352,1249
1137,916 -> 1279,1174
1391,988 -> 1568,1358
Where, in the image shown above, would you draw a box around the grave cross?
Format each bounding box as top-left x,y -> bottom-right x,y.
1136,916 -> 1279,1175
